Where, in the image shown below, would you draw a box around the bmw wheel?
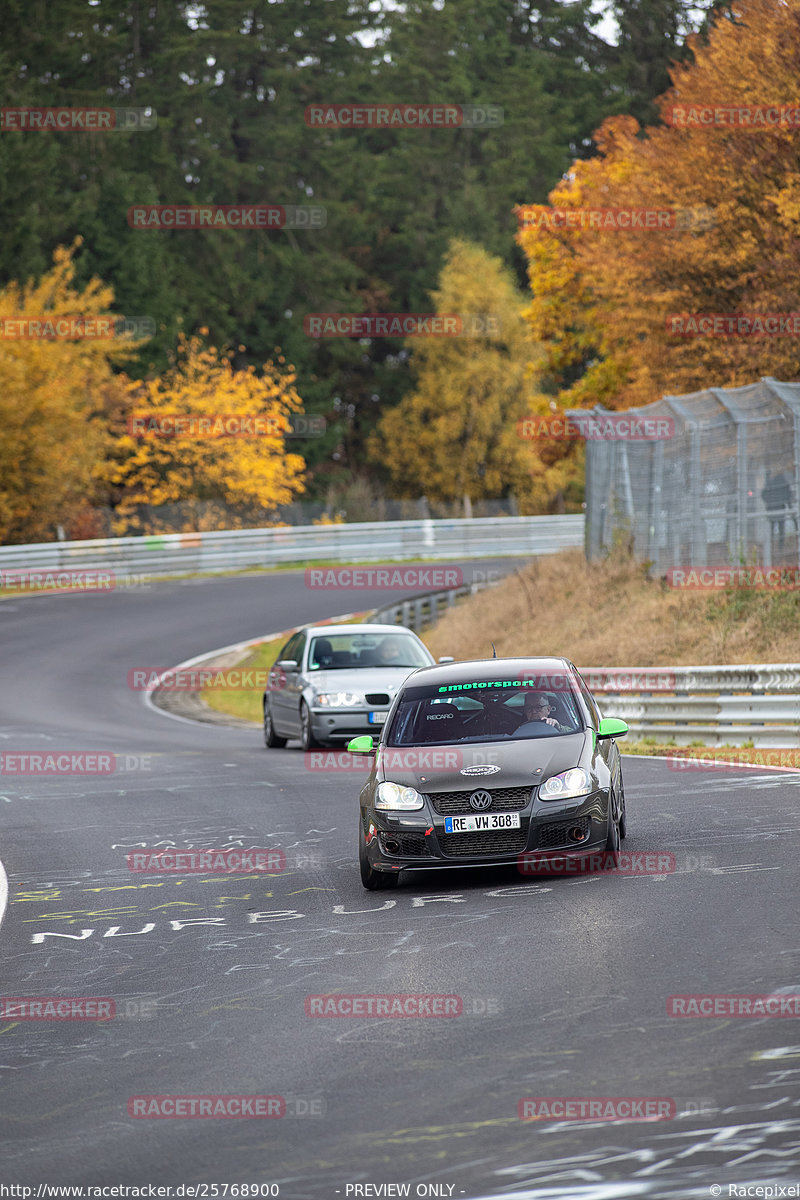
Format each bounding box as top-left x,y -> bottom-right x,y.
263,702 -> 287,749
299,700 -> 319,751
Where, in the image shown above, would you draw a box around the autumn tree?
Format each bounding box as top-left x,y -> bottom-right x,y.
370,239 -> 550,512
106,334 -> 307,534
520,0 -> 800,424
0,241 -> 133,543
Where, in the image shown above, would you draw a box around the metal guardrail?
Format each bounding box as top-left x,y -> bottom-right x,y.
0,516 -> 584,579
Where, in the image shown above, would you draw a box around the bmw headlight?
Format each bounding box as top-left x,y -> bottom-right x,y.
375,781 -> 424,811
539,767 -> 593,801
314,692 -> 363,707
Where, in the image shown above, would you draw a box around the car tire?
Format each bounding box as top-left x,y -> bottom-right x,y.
359,818 -> 398,890
263,702 -> 287,749
604,794 -> 621,867
299,700 -> 319,751
618,779 -> 627,840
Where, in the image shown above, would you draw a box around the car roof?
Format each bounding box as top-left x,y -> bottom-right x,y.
302,624 -> 424,637
399,656 -> 577,686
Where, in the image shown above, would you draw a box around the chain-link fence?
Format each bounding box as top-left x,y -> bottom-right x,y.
573,377 -> 800,573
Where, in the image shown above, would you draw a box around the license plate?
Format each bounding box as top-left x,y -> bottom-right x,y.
444,812 -> 521,833
368,711 -> 387,724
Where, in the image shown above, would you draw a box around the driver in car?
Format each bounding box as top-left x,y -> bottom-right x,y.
516,692 -> 570,734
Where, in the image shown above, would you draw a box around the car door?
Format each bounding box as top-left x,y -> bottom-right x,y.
282,632 -> 307,737
574,669 -> 622,794
270,633 -> 303,733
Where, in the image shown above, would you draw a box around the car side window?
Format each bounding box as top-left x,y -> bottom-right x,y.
282,634 -> 303,666
574,671 -> 600,728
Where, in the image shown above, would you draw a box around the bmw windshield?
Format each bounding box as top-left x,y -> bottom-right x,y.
386,678 -> 586,746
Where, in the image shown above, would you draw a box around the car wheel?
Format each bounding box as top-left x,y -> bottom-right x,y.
618,779 -> 627,839
604,794 -> 621,867
263,702 -> 287,749
299,700 -> 319,751
359,818 -> 398,890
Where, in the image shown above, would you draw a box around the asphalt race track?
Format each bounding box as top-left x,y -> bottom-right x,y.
1,568 -> 800,1198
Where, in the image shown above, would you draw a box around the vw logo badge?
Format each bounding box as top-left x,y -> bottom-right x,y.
469,790 -> 493,811
460,764 -> 501,776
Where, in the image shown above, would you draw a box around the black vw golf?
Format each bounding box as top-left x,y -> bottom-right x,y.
348,656 -> 629,889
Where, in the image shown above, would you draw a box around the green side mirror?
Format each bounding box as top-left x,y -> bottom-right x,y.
597,717 -> 628,740
347,735 -> 375,754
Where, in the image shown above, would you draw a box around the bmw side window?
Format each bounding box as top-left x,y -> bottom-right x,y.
283,634 -> 302,666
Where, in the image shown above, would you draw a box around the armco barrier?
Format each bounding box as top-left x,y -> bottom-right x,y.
0,516 -> 584,580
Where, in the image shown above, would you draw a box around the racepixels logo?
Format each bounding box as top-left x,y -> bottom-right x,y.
517,414 -> 675,441
667,566 -> 800,590
1,569 -> 115,593
0,316 -> 154,340
128,667 -> 269,692
518,852 -> 676,876
666,104 -> 800,128
667,750 -> 800,771
1,107 -> 156,131
668,994 -> 800,1017
0,997 -> 115,1020
305,994 -> 462,1017
128,1095 -> 285,1119
304,103 -> 502,128
126,849 -> 286,873
667,313 -> 800,337
305,567 -> 463,590
516,206 -> 713,232
518,1097 -> 676,1121
304,314 -> 499,338
127,414 -> 325,438
128,205 -> 326,229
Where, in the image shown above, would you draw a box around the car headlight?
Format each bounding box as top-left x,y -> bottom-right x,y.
314,692 -> 363,707
375,781 -> 424,811
539,767 -> 593,801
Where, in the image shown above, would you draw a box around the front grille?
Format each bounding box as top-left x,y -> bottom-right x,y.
379,831 -> 428,857
439,827 -> 528,857
427,786 -> 532,815
536,817 -> 591,849
365,693 -> 390,705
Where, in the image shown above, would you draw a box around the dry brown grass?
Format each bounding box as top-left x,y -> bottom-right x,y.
424,547 -> 800,667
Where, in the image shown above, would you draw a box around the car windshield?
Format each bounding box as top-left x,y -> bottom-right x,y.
386,679 -> 585,745
308,633 -> 430,671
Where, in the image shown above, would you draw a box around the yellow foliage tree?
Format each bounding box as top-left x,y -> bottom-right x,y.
0,240 -> 133,543
370,239 -> 556,512
107,334 -> 307,534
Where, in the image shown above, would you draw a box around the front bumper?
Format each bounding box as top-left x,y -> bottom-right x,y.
361,790 -> 611,875
311,707 -> 388,742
